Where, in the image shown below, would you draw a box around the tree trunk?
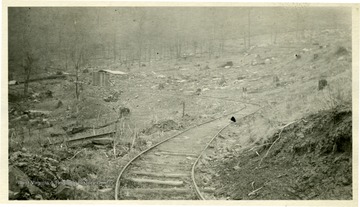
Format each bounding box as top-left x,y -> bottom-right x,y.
113,32 -> 117,63
75,66 -> 80,101
248,9 -> 251,49
24,67 -> 30,96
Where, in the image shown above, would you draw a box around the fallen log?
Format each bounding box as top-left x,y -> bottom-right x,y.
45,131 -> 115,147
127,178 -> 184,186
14,74 -> 69,85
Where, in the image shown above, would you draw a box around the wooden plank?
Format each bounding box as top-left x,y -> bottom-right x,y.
154,151 -> 197,157
122,188 -> 189,194
202,187 -> 216,193
131,171 -> 188,178
132,161 -> 187,168
127,178 -> 184,186
46,131 -> 115,146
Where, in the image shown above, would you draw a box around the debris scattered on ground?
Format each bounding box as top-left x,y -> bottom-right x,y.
208,106 -> 352,200
142,120 -> 181,135
103,91 -> 121,102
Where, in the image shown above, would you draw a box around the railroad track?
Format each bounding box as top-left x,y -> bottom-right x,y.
114,103 -> 262,200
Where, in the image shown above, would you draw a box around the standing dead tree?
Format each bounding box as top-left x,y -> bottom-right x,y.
69,16 -> 87,114
21,52 -> 35,96
247,8 -> 251,49
71,48 -> 83,103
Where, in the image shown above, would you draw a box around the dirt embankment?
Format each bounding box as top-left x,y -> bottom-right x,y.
211,106 -> 352,200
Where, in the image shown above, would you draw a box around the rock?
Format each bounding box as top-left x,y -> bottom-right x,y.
233,166 -> 241,170
75,184 -> 86,191
34,194 -> 43,200
54,183 -> 74,200
294,54 -> 301,59
9,190 -> 19,200
9,80 -> 18,85
224,66 -> 231,69
9,166 -> 43,198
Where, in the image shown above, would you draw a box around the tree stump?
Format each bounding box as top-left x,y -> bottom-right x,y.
318,79 -> 328,90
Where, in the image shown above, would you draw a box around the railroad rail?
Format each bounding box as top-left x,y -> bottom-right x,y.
114,103 -> 262,200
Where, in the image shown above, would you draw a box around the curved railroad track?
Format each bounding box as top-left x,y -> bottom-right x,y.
114,103 -> 262,200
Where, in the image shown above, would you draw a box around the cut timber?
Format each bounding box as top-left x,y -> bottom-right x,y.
14,74 -> 68,85
121,193 -> 194,200
127,178 -> 184,186
132,171 -> 188,178
92,138 -> 113,145
122,188 -> 190,194
46,131 -> 115,146
155,151 -> 197,157
202,187 -> 216,193
132,161 -> 186,168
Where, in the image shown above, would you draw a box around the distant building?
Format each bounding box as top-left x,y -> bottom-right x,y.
92,71 -> 110,87
92,69 -> 127,87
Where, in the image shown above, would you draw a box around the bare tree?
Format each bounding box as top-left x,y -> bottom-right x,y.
21,52 -> 35,96
247,8 -> 251,49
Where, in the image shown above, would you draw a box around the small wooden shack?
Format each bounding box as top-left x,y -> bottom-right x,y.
93,70 -> 110,87
92,69 -> 128,87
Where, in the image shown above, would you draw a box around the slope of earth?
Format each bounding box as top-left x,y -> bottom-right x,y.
201,106 -> 352,200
